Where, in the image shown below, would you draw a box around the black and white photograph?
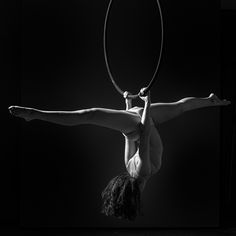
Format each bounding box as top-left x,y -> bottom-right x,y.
1,0 -> 236,235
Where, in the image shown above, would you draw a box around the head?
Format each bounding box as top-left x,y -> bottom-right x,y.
101,172 -> 143,221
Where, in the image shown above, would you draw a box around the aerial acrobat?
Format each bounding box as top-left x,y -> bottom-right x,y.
8,91 -> 231,220
8,0 -> 231,221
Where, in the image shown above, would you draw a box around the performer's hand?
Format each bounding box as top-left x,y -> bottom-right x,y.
123,91 -> 133,109
123,91 -> 131,99
139,88 -> 151,104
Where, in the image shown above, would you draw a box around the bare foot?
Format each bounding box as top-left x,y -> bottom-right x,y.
208,93 -> 231,106
8,106 -> 34,121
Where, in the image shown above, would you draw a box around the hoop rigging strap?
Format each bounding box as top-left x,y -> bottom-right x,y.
103,0 -> 164,99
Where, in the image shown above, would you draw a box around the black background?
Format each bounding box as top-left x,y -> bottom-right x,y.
1,0 -> 232,229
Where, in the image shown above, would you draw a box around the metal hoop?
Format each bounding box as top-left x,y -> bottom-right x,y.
103,0 -> 164,99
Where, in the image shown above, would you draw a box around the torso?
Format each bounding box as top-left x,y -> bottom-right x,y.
125,106 -> 163,180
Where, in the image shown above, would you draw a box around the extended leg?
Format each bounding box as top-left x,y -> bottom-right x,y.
150,93 -> 231,124
8,106 -> 140,134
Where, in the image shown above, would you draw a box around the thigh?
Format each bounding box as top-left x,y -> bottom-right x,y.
150,102 -> 183,124
130,103 -> 183,124
90,108 -> 141,134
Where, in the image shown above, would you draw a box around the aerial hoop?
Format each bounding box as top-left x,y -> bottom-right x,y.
103,0 -> 164,99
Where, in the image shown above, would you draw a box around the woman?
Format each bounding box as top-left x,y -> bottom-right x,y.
8,89 -> 231,220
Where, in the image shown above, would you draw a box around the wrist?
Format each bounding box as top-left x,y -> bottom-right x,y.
144,100 -> 151,107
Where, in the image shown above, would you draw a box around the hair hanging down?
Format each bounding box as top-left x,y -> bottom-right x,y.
101,172 -> 142,221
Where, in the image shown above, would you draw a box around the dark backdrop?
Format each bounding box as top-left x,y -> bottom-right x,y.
220,9 -> 236,228
2,0 -> 221,228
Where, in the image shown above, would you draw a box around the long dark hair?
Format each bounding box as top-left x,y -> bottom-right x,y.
101,172 -> 142,221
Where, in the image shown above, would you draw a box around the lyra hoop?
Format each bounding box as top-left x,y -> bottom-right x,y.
103,0 -> 164,99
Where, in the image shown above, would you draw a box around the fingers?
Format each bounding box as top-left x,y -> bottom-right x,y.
123,91 -> 128,98
123,91 -> 132,99
139,88 -> 151,105
139,87 -> 148,97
